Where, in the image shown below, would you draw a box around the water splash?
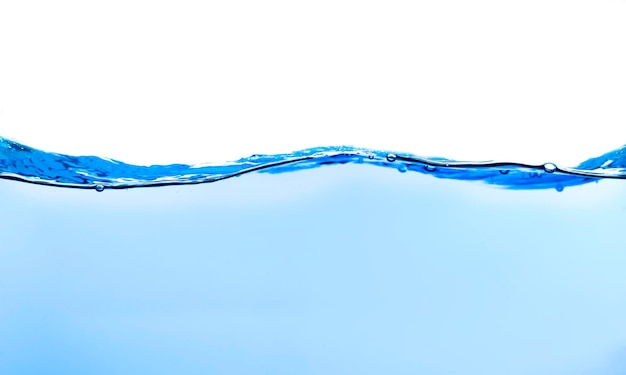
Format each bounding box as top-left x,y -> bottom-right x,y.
1,136 -> 625,191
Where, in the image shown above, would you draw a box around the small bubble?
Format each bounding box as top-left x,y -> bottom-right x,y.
543,163 -> 557,173
555,184 -> 564,192
424,165 -> 437,172
499,169 -> 509,175
386,153 -> 397,162
95,185 -> 105,192
368,154 -> 375,160
397,164 -> 407,173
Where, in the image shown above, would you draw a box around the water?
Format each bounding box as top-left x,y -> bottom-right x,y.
1,137 -> 626,374
2,137 -> 626,191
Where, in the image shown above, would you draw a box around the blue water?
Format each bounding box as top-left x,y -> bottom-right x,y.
2,136 -> 626,374
2,136 -> 626,191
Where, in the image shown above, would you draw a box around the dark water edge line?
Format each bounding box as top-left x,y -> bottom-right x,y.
2,136 -> 625,191
0,154 -> 318,190
0,149 -> 610,192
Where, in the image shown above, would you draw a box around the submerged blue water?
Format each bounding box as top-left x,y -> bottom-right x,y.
1,137 -> 626,374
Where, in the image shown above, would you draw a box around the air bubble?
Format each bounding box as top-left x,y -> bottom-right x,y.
424,165 -> 437,172
499,169 -> 509,175
543,163 -> 557,173
386,153 -> 397,162
368,154 -> 375,160
95,185 -> 105,192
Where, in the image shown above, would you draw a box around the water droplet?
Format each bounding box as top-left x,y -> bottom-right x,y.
424,165 -> 437,172
543,163 -> 557,173
386,153 -> 397,162
555,184 -> 564,192
397,164 -> 407,173
95,185 -> 105,192
499,169 -> 509,175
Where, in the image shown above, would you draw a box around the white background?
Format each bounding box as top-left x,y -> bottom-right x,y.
1,0 -> 626,166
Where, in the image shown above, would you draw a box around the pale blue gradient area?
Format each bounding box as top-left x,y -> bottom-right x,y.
1,165 -> 626,374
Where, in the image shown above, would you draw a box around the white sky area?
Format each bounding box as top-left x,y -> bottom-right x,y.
1,0 -> 626,166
